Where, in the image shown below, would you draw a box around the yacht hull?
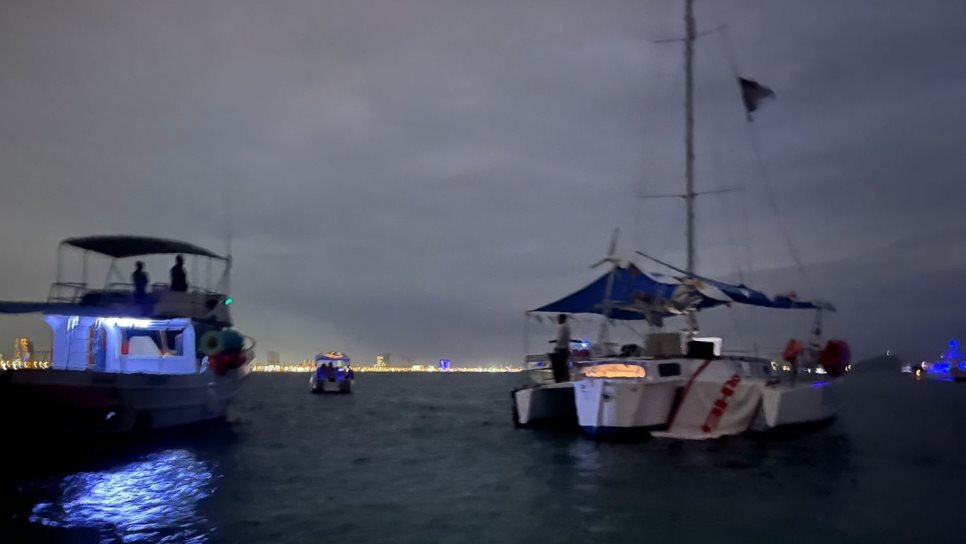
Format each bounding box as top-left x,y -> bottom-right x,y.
310,376 -> 353,394
575,378 -> 679,436
0,364 -> 252,435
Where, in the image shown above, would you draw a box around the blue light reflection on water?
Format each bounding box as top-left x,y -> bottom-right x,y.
30,449 -> 215,543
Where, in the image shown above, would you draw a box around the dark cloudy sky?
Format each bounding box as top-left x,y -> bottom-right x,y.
1,0 -> 964,365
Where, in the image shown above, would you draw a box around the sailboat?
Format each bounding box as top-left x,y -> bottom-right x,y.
512,0 -> 851,439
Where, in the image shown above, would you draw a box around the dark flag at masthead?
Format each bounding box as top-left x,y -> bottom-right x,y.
738,77 -> 775,121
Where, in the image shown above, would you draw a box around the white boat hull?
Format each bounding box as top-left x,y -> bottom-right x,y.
575,379 -> 679,437
574,359 -> 838,439
759,380 -> 838,428
512,382 -> 576,426
310,376 -> 352,394
514,355 -> 839,440
0,363 -> 252,435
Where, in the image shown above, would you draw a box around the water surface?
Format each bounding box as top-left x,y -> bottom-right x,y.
3,371 -> 963,543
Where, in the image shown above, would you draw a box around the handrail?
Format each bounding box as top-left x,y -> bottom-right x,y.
108,282 -> 222,296
47,281 -> 89,303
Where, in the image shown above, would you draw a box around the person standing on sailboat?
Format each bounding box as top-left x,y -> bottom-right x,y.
551,314 -> 571,382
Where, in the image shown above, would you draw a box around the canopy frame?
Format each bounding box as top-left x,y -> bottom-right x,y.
61,235 -> 226,260
51,236 -> 232,303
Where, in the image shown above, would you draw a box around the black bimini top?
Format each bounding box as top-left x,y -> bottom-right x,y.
62,235 -> 225,260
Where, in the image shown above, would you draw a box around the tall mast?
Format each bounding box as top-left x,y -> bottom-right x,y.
684,0 -> 696,277
684,0 -> 698,335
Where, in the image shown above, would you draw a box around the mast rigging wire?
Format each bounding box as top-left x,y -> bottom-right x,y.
717,25 -> 818,298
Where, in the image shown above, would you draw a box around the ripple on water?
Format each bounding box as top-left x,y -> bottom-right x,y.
30,449 -> 215,543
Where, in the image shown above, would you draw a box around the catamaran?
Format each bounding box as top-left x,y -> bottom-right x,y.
0,235 -> 254,435
514,255 -> 850,439
512,0 -> 851,439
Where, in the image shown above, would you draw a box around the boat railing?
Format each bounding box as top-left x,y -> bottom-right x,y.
49,280 -> 226,301
49,281 -> 227,303
47,282 -> 89,303
109,282 -> 223,296
45,281 -> 232,324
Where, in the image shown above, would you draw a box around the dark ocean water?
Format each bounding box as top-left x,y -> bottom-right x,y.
3,370 -> 965,543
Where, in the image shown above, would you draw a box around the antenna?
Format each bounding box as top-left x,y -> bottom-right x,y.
590,228 -> 622,348
223,153 -> 233,295
589,227 -> 622,269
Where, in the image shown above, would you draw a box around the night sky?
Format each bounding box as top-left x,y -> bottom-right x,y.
1,1 -> 964,365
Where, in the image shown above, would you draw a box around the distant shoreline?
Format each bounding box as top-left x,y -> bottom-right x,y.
252,365 -> 522,374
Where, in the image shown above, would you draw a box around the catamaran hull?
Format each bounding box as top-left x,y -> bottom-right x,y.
512,382 -> 576,427
575,379 -> 679,437
759,380 -> 838,428
574,376 -> 838,439
0,364 -> 252,435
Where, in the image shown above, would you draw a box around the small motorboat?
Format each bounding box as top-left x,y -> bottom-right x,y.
309,351 -> 354,393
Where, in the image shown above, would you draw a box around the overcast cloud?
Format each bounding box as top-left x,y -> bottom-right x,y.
1,0 -> 964,364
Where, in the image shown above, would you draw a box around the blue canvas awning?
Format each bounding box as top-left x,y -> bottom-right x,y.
531,265 -> 829,320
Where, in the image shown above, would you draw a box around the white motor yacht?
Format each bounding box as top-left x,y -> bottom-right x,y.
0,235 -> 255,435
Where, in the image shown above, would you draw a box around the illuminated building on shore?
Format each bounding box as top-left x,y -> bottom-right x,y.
266,350 -> 281,366
251,362 -> 521,373
375,353 -> 390,368
15,337 -> 33,363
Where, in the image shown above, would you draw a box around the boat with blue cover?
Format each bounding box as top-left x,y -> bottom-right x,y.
514,259 -> 849,439
512,0 -> 851,440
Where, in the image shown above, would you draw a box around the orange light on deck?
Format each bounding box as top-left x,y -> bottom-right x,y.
582,364 -> 646,378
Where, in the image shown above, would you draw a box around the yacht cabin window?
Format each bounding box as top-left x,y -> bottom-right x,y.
120,327 -> 186,357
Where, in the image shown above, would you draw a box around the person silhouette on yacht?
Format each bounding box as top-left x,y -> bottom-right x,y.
132,261 -> 151,315
170,254 -> 188,292
132,261 -> 149,298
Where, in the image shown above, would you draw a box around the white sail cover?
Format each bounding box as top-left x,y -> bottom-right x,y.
653,360 -> 763,440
